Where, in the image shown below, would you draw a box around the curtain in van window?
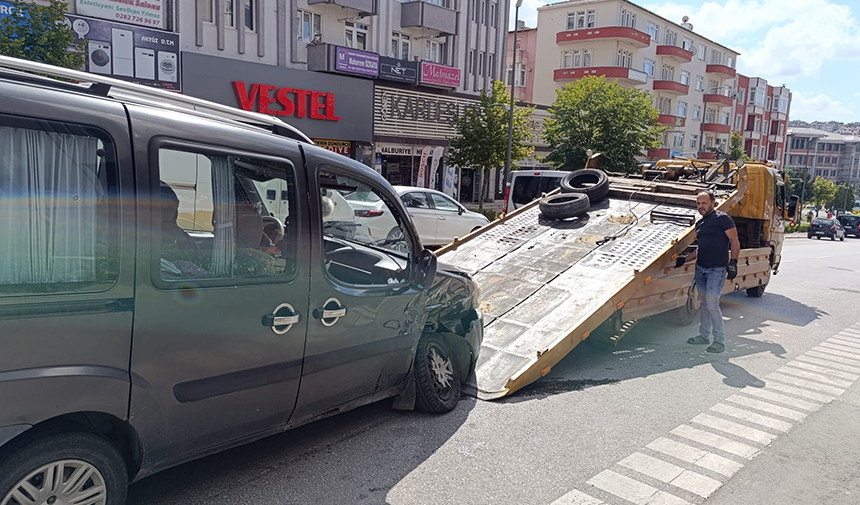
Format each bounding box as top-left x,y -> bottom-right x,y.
210,155 -> 236,277
0,126 -> 101,285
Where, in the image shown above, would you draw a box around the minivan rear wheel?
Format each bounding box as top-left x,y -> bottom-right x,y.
0,432 -> 127,505
414,334 -> 461,413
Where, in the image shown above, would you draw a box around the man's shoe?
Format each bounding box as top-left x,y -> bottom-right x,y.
687,336 -> 710,345
707,342 -> 725,353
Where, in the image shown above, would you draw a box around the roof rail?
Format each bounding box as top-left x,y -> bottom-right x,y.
0,55 -> 314,145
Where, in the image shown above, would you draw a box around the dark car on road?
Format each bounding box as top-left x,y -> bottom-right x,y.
0,56 -> 483,503
837,214 -> 860,237
808,218 -> 845,241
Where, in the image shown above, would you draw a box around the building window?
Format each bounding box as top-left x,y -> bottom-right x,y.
682,38 -> 694,51
616,49 -> 632,68
489,54 -> 495,79
517,64 -> 526,87
587,10 -> 596,27
674,132 -> 684,148
721,111 -> 730,125
203,0 -> 214,22
583,49 -> 592,67
698,44 -> 706,60
572,50 -> 581,67
345,21 -> 369,50
754,118 -> 761,131
738,88 -> 746,104
751,146 -> 758,158
727,56 -> 734,68
562,51 -> 572,69
425,40 -> 447,64
705,108 -> 717,123
470,0 -> 476,22
695,75 -> 704,91
664,29 -> 677,46
478,52 -> 485,76
766,96 -> 773,111
735,114 -> 742,130
647,22 -> 659,41
223,0 -> 255,30
690,134 -> 699,149
643,58 -> 655,77
680,71 -> 690,85
480,0 -> 486,24
657,96 -> 672,115
620,9 -> 635,28
490,3 -> 497,27
298,10 -> 322,44
566,12 -> 576,30
391,32 -> 410,60
470,50 -> 475,73
677,101 -> 687,118
710,50 -> 723,65
693,105 -> 701,120
661,64 -> 674,81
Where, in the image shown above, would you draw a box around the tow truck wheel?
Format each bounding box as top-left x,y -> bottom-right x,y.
414,334 -> 461,413
746,284 -> 766,298
672,285 -> 700,326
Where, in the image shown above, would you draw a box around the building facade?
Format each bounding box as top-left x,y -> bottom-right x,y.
505,21 -> 537,103
785,128 -> 860,189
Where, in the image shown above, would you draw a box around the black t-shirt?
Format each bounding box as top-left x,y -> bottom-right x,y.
695,210 -> 736,268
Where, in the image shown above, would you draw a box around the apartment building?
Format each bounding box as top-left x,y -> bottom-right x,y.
785,128 -> 860,189
736,76 -> 791,164
505,21 -> 537,103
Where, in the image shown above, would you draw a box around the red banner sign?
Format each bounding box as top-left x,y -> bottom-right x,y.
233,81 -> 341,121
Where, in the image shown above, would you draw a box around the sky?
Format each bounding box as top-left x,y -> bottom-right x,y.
510,0 -> 860,123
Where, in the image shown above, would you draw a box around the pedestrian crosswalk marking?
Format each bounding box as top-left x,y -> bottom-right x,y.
765,382 -> 837,403
646,437 -> 743,477
725,394 -> 807,421
710,403 -> 793,432
829,336 -> 860,349
549,488 -> 604,505
784,360 -> 860,381
767,373 -> 846,396
817,342 -> 860,359
587,470 -> 691,505
796,354 -> 860,375
775,366 -> 855,387
739,387 -> 821,411
670,424 -> 759,459
691,413 -> 776,445
806,349 -> 860,368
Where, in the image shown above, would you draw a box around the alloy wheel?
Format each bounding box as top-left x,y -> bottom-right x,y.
2,460 -> 107,505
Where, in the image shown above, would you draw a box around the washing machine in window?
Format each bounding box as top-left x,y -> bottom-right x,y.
88,41 -> 111,75
157,51 -> 177,83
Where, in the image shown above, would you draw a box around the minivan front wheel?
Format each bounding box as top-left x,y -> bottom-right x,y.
414,334 -> 461,413
0,432 -> 127,505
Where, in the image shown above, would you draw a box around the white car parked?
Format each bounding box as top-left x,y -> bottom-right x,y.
394,186 -> 490,246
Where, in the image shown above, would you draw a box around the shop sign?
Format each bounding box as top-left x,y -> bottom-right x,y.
375,86 -> 478,140
76,0 -> 165,30
376,143 -> 416,156
420,62 -> 461,88
335,46 -> 379,77
233,81 -> 341,121
66,14 -> 180,90
314,139 -> 351,155
379,57 -> 417,84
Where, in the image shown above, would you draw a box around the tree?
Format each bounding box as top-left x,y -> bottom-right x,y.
831,184 -> 855,211
727,130 -> 752,161
785,166 -> 813,204
449,80 -> 534,210
544,76 -> 665,173
810,177 -> 837,212
0,0 -> 84,69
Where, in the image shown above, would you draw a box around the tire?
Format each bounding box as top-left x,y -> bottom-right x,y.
816,236 -> 821,240
539,193 -> 590,220
0,431 -> 128,505
807,235 -> 812,239
672,284 -> 700,326
746,284 -> 766,297
831,235 -> 835,241
841,236 -> 845,241
560,169 -> 610,203
414,334 -> 462,413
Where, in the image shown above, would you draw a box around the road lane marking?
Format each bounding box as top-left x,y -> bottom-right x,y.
670,425 -> 759,459
646,437 -> 743,477
785,360 -> 860,381
587,470 -> 690,505
691,413 -> 776,445
796,354 -> 860,375
774,366 -> 855,387
725,394 -> 808,421
807,348 -> 860,366
710,403 -> 793,432
738,387 -> 821,411
766,373 -> 847,396
765,382 -> 838,403
550,488 -> 604,505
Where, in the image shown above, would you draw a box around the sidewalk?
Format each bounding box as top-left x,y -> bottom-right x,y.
706,376 -> 860,504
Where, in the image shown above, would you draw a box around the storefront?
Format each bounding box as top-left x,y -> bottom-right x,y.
182,52 -> 374,165
374,85 -> 498,204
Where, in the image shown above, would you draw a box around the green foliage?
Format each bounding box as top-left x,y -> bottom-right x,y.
785,166 -> 813,202
728,130 -> 752,161
784,222 -> 810,233
449,80 -> 534,209
468,207 -> 499,222
0,0 -> 84,69
810,177 -> 837,211
544,76 -> 665,173
831,184 -> 855,211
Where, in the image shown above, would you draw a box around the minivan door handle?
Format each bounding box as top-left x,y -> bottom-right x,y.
263,303 -> 301,335
312,298 -> 347,327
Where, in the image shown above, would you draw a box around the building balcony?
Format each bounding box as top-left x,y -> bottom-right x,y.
706,64 -> 736,78
771,134 -> 785,144
698,151 -> 717,160
400,0 -> 458,35
703,94 -> 733,107
648,148 -> 671,158
771,111 -> 788,122
703,123 -> 731,134
308,0 -> 376,15
744,129 -> 761,140
652,80 -> 689,95
554,66 -> 648,85
556,26 -> 651,48
747,105 -> 764,116
657,114 -> 686,127
655,45 -> 693,62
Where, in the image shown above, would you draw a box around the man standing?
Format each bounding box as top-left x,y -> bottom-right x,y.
682,191 -> 740,353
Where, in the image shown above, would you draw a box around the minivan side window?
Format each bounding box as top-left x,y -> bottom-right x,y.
157,148 -> 298,283
0,116 -> 119,295
318,169 -> 412,287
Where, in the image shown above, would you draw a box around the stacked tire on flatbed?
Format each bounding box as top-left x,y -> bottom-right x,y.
539,169 -> 610,219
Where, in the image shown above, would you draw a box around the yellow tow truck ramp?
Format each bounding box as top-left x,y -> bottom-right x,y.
436,161 -> 793,400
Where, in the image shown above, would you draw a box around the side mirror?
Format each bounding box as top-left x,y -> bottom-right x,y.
458,207 -> 465,215
786,195 -> 799,221
413,248 -> 437,290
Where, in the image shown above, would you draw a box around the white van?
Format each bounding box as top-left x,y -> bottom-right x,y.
503,170 -> 568,213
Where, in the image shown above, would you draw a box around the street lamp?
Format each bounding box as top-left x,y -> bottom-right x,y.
505,0 -> 524,190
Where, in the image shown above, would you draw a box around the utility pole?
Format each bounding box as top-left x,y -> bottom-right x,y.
505,0 -> 524,192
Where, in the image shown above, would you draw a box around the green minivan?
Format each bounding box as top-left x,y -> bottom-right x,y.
0,57 -> 482,504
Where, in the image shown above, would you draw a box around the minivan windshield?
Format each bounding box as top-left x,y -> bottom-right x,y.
511,174 -> 564,206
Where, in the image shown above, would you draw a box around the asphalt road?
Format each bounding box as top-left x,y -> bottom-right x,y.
127,236 -> 860,505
